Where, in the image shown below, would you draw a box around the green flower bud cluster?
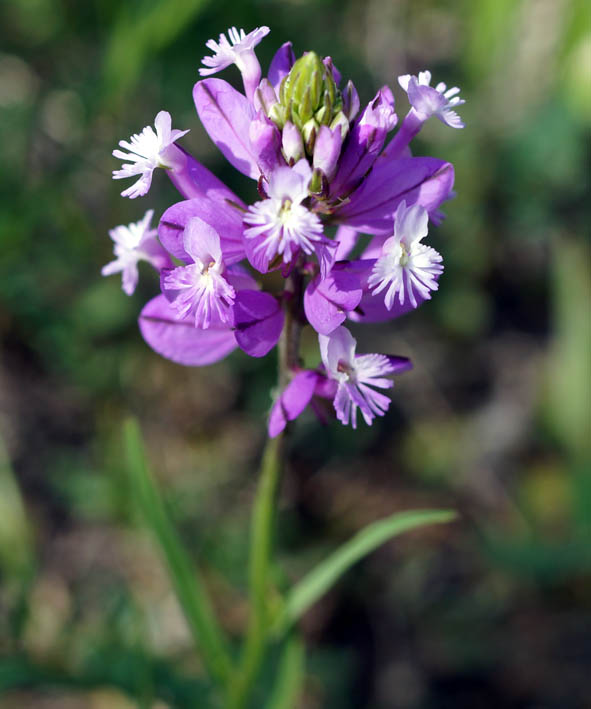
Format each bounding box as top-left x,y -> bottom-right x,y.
269,52 -> 349,155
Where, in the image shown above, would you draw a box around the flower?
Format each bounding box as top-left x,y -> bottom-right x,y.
368,201 -> 443,309
200,26 -> 270,75
112,111 -> 189,198
243,161 -> 326,272
319,326 -> 411,428
101,210 -> 169,295
398,71 -> 465,128
200,26 -> 270,100
162,217 -> 235,329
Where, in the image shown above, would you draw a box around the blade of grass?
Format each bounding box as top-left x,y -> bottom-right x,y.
265,633 -> 305,709
274,509 -> 456,635
124,418 -> 232,688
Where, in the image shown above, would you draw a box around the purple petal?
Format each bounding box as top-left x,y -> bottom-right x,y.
331,86 -> 397,198
313,125 -> 342,182
268,369 -> 319,437
139,295 -> 237,366
159,197 -> 246,265
233,290 -> 284,357
193,79 -> 259,179
334,226 -> 359,260
268,42 -> 295,90
337,158 -> 454,234
349,289 -> 427,323
385,355 -> 413,374
249,114 -> 284,177
304,270 -> 363,335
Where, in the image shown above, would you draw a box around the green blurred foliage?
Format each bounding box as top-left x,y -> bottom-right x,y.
0,0 -> 589,706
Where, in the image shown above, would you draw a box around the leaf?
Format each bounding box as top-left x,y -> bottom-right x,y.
274,509 -> 456,634
124,419 -> 232,687
265,634 -> 305,709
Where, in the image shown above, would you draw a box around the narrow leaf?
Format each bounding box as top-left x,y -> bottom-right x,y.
124,419 -> 232,686
265,634 -> 305,709
275,509 -> 456,634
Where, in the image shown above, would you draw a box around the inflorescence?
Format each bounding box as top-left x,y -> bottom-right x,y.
105,26 -> 464,433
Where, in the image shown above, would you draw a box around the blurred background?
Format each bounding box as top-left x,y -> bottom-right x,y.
0,0 -> 589,707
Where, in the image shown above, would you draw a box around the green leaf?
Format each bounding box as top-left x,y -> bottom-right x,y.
274,509 -> 456,634
265,633 -> 305,709
123,418 -> 232,688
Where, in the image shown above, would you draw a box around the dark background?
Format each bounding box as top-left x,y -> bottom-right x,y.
0,0 -> 589,707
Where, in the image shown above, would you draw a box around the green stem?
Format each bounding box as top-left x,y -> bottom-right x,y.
229,270 -> 303,708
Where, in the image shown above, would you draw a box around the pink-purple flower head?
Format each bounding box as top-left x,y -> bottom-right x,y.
105,25 -> 464,434
102,210 -> 170,295
112,111 -> 189,198
398,71 -> 465,129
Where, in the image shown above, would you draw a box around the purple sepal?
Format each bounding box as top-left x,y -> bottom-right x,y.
233,290 -> 284,357
139,295 -> 237,366
337,158 -> 454,234
268,42 -> 295,90
158,197 -> 246,265
193,78 -> 259,179
331,86 -> 397,198
334,226 -> 359,260
268,369 -> 319,437
166,146 -> 238,202
304,268 -> 363,335
249,113 -> 284,177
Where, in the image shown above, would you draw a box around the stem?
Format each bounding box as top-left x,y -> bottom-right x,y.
229,269 -> 303,708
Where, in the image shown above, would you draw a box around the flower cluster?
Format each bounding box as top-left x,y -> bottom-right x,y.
105,27 -> 464,434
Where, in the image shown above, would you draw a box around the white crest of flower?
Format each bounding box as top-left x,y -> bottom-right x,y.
200,26 -> 270,76
112,111 -> 189,199
319,326 -> 396,428
244,161 -> 324,267
398,70 -> 465,129
102,210 -> 166,295
368,201 -> 443,309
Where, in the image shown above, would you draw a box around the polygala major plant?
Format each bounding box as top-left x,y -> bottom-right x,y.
107,25 -> 463,706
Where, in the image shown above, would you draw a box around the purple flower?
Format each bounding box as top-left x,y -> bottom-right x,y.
368,201 -> 443,309
162,217 -> 235,329
112,112 -> 189,198
319,326 -> 411,428
243,161 -> 326,272
102,210 -> 170,295
200,26 -> 270,101
398,71 -> 465,128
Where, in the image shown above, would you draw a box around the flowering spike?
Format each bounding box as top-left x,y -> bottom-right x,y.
112,112 -> 189,199
200,26 -> 270,101
102,210 -> 170,295
368,201 -> 443,309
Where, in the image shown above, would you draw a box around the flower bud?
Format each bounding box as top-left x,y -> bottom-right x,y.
282,121 -> 304,164
271,51 -> 349,155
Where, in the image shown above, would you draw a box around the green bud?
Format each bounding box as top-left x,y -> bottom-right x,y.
271,51 -> 347,155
